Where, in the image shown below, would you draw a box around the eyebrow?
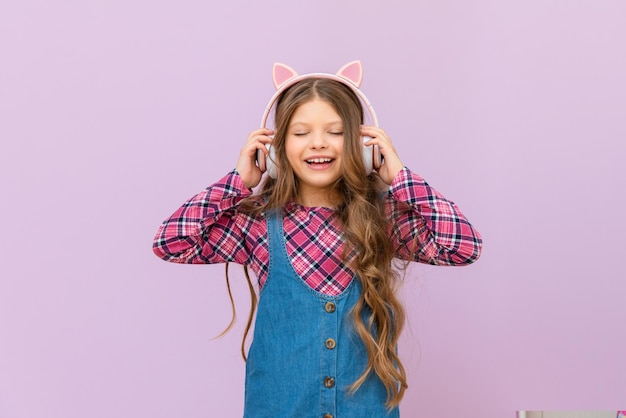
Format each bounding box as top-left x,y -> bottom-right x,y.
289,121 -> 343,128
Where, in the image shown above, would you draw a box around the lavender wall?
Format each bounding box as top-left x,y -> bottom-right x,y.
1,1 -> 624,417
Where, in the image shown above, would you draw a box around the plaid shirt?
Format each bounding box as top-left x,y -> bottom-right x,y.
153,167 -> 482,296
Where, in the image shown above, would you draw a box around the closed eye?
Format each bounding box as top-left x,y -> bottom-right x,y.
329,132 -> 344,136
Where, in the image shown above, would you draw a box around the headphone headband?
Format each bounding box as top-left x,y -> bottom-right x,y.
260,62 -> 378,129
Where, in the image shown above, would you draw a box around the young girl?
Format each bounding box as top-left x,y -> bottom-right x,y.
153,61 -> 482,417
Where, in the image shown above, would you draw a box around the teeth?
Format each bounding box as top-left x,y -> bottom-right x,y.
306,158 -> 332,163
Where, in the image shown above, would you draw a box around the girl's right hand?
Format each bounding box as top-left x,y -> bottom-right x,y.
235,128 -> 275,188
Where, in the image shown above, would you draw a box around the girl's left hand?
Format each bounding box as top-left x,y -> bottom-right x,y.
361,126 -> 404,185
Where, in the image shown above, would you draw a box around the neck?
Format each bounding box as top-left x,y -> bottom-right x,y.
296,188 -> 341,208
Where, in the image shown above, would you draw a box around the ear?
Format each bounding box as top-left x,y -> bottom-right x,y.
273,63 -> 298,90
337,60 -> 363,87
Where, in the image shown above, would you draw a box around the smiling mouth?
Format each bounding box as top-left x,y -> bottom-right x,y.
306,158 -> 333,165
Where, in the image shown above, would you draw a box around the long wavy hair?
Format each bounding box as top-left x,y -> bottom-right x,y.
222,78 -> 407,409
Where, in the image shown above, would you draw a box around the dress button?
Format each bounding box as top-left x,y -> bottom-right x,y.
324,376 -> 335,388
325,338 -> 336,349
324,414 -> 333,418
325,301 -> 336,313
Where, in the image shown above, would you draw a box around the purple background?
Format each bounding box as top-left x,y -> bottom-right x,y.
1,1 -> 625,417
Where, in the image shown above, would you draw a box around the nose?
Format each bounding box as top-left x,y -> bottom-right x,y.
309,131 -> 328,149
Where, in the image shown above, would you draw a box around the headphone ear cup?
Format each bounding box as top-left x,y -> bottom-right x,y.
362,136 -> 373,175
362,136 -> 382,175
256,148 -> 267,173
372,143 -> 382,171
265,143 -> 277,179
256,143 -> 277,179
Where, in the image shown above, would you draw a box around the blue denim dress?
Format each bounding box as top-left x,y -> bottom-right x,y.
243,210 -> 399,418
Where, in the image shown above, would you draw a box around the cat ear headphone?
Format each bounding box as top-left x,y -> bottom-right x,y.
257,60 -> 382,179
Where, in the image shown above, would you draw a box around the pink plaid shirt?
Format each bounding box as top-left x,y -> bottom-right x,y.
153,167 -> 482,296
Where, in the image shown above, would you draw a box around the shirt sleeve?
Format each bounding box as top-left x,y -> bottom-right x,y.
386,167 -> 482,266
152,170 -> 263,265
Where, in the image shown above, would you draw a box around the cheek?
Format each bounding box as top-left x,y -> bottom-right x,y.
334,137 -> 347,157
284,140 -> 300,166
284,139 -> 293,158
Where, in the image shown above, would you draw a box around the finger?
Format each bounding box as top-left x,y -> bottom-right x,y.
250,127 -> 275,136
257,134 -> 274,145
244,141 -> 272,159
362,133 -> 391,149
246,129 -> 275,143
360,125 -> 385,135
361,127 -> 390,143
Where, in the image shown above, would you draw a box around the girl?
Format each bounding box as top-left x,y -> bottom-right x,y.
153,61 -> 482,417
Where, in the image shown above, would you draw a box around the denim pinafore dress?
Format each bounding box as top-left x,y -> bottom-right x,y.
243,210 -> 399,418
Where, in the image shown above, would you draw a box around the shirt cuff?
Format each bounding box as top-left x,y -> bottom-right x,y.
389,166 -> 429,204
228,169 -> 254,196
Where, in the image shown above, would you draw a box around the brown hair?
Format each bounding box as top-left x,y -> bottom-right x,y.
224,78 -> 407,408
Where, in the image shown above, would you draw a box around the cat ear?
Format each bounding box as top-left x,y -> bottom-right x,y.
273,63 -> 299,90
337,60 -> 363,88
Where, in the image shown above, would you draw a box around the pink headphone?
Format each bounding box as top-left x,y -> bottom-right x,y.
257,60 -> 382,179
